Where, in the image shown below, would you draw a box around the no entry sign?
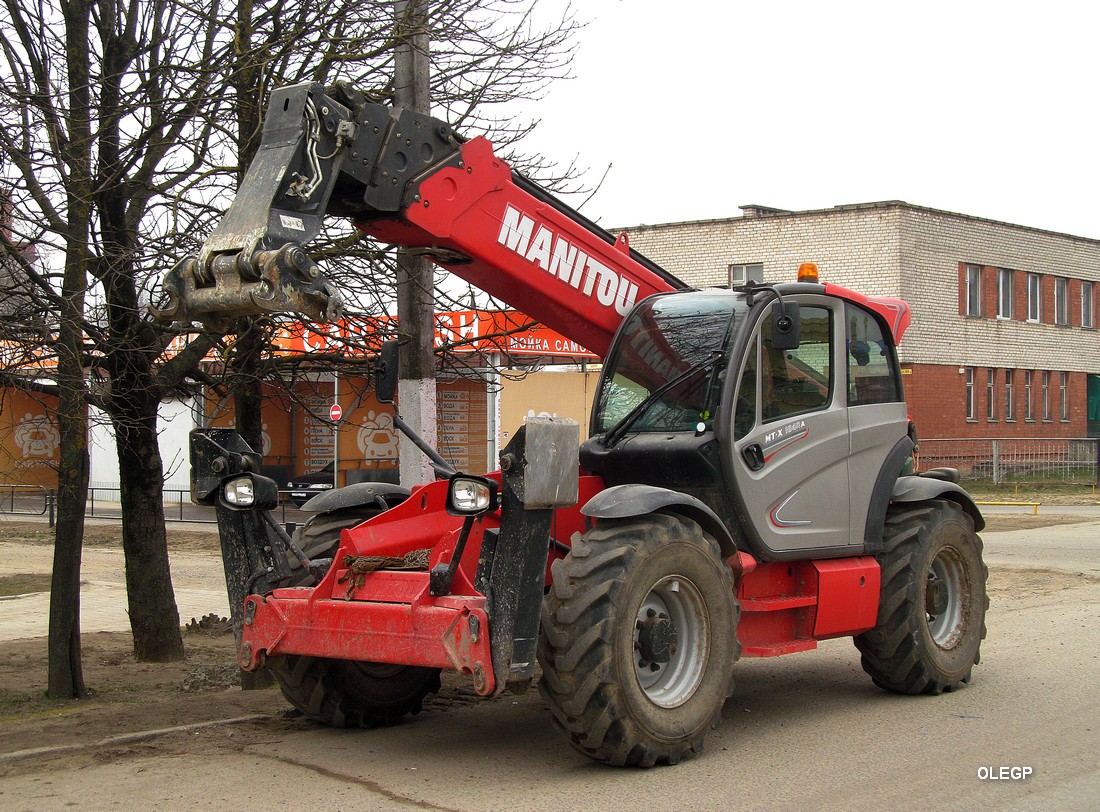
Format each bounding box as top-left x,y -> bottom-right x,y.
329,403 -> 342,421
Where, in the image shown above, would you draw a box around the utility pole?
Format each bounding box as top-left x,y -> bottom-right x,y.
393,0 -> 436,486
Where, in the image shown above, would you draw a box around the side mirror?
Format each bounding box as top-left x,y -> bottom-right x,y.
771,302 -> 801,351
375,339 -> 399,404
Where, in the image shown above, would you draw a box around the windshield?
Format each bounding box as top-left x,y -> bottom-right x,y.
594,293 -> 745,434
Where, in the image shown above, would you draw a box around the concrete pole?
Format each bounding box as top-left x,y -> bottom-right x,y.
393,0 -> 437,485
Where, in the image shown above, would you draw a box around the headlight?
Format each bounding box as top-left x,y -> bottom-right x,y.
446,474 -> 498,516
224,476 -> 256,506
220,473 -> 280,511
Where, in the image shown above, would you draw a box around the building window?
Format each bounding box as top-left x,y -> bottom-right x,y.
1054,277 -> 1068,325
965,264 -> 981,316
965,368 -> 976,420
997,269 -> 1014,319
729,263 -> 763,286
986,368 -> 997,420
1042,371 -> 1051,421
1004,370 -> 1015,421
1083,282 -> 1094,329
1024,370 -> 1034,421
1060,372 -> 1069,420
1027,273 -> 1041,322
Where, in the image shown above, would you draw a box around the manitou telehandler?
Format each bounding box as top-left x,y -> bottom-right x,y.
159,82 -> 988,767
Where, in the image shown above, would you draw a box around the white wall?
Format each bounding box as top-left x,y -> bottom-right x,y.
88,397 -> 196,492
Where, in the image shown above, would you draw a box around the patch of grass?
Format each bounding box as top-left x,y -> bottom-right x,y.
0,573 -> 52,597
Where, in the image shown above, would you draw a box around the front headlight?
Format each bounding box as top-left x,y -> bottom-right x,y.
224,476 -> 256,507
220,473 -> 280,511
446,474 -> 498,516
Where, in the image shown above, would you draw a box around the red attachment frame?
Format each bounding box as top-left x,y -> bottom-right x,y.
238,474 -> 606,695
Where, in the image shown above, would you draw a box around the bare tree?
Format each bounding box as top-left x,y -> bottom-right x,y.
0,0 -> 582,695
0,0 -> 231,681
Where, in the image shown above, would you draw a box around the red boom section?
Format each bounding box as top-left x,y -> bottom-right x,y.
358,137 -> 680,358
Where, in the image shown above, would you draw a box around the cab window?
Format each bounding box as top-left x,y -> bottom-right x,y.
761,305 -> 833,423
846,304 -> 902,405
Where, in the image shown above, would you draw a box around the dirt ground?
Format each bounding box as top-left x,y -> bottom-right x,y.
0,510 -> 1095,769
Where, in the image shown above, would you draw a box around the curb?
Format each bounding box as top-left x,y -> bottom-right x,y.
0,713 -> 271,766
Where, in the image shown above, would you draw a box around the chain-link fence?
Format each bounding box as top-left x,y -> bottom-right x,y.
918,438 -> 1100,485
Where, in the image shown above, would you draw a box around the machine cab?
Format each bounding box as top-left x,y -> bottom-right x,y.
580,285 -> 910,562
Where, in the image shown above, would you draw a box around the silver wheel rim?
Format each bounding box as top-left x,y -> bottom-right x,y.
633,575 -> 708,708
926,548 -> 967,648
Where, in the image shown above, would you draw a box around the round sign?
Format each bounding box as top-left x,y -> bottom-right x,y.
329,403 -> 342,421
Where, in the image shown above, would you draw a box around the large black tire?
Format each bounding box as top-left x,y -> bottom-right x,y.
855,500 -> 989,695
268,655 -> 441,727
538,513 -> 739,767
286,505 -> 383,587
269,504 -> 441,726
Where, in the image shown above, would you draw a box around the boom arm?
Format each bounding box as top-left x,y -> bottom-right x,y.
157,82 -> 684,357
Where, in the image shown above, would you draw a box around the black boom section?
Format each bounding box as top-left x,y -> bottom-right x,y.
481,418 -> 579,695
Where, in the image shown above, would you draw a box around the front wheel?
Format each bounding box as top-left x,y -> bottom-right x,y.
268,655 -> 441,727
268,503 -> 440,725
855,500 -> 989,694
538,513 -> 739,767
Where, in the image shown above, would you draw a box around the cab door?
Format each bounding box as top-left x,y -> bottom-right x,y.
731,298 -> 859,558
843,302 -> 910,545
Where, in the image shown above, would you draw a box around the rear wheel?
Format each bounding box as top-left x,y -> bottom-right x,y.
855,500 -> 988,694
538,513 -> 739,767
269,502 -> 440,725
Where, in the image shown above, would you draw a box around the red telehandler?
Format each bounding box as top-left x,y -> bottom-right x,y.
158,82 -> 988,767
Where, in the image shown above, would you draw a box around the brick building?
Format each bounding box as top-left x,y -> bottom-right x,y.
622,201 -> 1100,440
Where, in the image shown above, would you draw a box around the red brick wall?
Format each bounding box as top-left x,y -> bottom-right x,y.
1013,270 -> 1027,322
982,265 -> 997,319
902,363 -> 1087,439
1041,275 -> 1056,325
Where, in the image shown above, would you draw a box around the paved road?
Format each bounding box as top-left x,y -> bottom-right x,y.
1,520 -> 1098,811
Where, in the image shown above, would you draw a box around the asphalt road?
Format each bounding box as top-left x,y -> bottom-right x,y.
3,521 -> 1098,811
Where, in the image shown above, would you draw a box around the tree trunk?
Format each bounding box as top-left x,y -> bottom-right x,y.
113,401 -> 185,661
47,349 -> 88,697
47,0 -> 93,699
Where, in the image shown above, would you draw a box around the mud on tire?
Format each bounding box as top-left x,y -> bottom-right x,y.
538,513 -> 739,767
855,499 -> 989,695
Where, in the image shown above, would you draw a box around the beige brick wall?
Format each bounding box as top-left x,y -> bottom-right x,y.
621,203 -> 1100,373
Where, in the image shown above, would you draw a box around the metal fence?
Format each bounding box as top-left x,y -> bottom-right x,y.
0,484 -> 51,517
0,486 -> 306,528
919,438 -> 1100,485
85,487 -> 305,526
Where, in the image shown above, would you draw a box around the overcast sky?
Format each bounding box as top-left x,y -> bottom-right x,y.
514,1 -> 1100,239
